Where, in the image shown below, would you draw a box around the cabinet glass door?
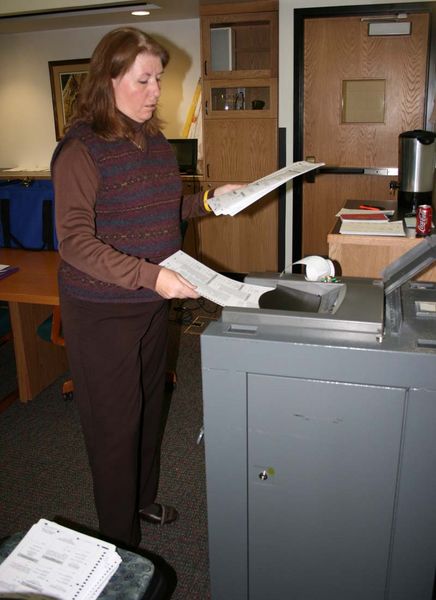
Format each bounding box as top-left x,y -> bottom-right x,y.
204,79 -> 277,118
202,12 -> 278,79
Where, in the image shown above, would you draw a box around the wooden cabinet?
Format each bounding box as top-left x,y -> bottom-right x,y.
201,5 -> 278,79
199,181 -> 278,273
200,0 -> 279,273
203,118 -> 277,182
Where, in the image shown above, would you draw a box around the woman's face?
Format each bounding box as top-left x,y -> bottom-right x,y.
112,51 -> 163,123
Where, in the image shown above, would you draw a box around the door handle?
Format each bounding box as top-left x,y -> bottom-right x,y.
362,167 -> 398,176
318,166 -> 398,176
305,165 -> 399,182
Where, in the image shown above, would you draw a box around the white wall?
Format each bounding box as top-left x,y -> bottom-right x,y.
0,18 -> 200,169
279,0 -> 433,268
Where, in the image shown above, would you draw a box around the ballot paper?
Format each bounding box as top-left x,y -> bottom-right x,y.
160,251 -> 273,308
209,160 -> 324,216
339,220 -> 406,236
0,519 -> 121,600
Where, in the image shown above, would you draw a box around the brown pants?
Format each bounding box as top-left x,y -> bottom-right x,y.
60,293 -> 169,547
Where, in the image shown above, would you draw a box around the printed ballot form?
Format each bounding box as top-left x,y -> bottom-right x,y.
160,251 -> 273,308
208,160 -> 324,216
0,519 -> 121,600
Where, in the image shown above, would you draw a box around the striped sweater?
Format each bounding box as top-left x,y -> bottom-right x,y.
52,122 -> 187,303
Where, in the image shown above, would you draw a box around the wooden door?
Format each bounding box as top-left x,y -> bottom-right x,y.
301,12 -> 430,257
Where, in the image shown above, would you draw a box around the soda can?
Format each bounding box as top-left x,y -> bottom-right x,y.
416,204 -> 433,237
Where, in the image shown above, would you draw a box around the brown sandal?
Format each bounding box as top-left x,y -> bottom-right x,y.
139,503 -> 179,526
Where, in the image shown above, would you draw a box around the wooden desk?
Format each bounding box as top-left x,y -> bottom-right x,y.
0,169 -> 50,180
0,249 -> 68,402
328,227 -> 436,281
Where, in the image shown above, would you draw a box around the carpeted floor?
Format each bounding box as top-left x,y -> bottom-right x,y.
0,300 -> 220,599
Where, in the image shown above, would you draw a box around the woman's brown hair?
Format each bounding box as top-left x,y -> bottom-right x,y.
69,27 -> 169,139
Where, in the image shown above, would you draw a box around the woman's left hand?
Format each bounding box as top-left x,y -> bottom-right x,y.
155,267 -> 200,300
213,183 -> 245,197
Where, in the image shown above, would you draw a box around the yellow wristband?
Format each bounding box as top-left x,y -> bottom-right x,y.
203,189 -> 212,212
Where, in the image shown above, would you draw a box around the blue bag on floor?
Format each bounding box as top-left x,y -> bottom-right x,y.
0,179 -> 58,250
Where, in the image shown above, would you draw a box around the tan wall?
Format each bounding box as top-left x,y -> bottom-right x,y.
0,19 -> 200,169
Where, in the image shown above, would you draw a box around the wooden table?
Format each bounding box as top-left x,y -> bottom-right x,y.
0,169 -> 51,180
0,249 -> 68,403
328,225 -> 436,281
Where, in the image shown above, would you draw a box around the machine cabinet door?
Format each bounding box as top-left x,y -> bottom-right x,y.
387,387 -> 436,600
247,375 -> 406,600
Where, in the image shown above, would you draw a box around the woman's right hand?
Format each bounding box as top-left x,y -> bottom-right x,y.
155,267 -> 200,300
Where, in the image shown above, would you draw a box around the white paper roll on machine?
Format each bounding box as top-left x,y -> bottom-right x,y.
293,256 -> 335,282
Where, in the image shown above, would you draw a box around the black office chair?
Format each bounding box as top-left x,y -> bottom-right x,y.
36,306 -> 74,400
0,301 -> 11,346
0,302 -> 19,413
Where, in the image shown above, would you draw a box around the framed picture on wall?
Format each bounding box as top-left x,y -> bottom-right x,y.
48,59 -> 90,140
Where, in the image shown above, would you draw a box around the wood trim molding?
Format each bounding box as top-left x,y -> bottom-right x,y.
200,0 -> 278,17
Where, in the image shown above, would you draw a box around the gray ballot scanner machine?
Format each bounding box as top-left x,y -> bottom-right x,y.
200,236 -> 436,600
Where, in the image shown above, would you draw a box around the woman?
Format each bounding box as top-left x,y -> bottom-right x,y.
52,26 -> 239,548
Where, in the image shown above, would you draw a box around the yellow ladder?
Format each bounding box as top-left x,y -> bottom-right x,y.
182,79 -> 201,139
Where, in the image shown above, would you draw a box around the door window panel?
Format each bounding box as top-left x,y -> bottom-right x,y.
342,79 -> 386,123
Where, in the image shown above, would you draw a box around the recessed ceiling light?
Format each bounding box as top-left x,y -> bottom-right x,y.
132,10 -> 150,16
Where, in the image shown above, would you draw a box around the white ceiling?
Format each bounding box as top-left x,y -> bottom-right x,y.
0,1 -> 200,34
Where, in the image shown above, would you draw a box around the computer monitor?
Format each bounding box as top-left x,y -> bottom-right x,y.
168,138 -> 198,175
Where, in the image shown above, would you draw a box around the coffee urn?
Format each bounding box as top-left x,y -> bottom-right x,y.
397,129 -> 436,217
